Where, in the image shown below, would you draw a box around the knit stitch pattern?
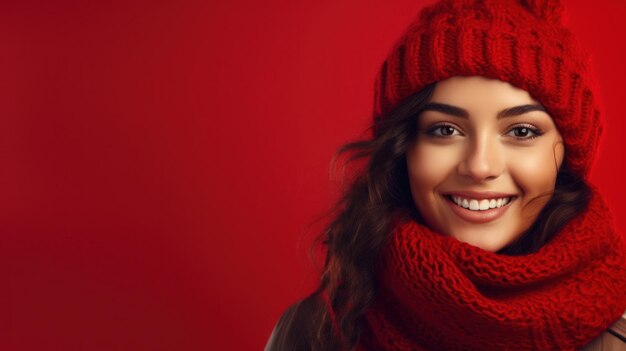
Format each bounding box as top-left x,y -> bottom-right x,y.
358,187 -> 626,350
373,0 -> 602,178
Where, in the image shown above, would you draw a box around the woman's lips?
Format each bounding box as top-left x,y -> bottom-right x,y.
443,194 -> 515,223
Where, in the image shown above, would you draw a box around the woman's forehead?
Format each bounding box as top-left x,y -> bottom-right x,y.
429,76 -> 541,107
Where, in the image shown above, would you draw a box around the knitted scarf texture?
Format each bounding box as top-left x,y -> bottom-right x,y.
358,188 -> 626,350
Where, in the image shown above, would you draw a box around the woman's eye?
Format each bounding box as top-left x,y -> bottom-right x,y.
506,125 -> 543,139
427,124 -> 461,137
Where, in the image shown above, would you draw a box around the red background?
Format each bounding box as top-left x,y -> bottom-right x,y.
3,1 -> 625,350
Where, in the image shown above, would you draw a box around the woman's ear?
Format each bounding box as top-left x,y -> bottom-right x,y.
553,138 -> 565,172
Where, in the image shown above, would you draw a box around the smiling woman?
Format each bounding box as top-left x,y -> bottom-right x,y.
408,76 -> 565,253
266,0 -> 626,350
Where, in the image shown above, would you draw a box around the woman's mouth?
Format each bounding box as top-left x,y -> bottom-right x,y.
441,194 -> 517,223
446,195 -> 516,211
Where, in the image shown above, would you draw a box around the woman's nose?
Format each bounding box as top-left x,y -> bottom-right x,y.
457,136 -> 504,182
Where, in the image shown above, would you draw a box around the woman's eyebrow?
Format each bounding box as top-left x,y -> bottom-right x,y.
422,103 -> 468,118
497,104 -> 547,119
422,102 -> 547,119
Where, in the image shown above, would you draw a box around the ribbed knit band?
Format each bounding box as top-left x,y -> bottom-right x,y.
374,0 -> 602,178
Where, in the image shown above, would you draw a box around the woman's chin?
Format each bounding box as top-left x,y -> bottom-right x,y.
448,232 -> 512,252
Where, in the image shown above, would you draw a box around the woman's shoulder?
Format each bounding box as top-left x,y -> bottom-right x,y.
265,294 -> 324,351
580,310 -> 626,351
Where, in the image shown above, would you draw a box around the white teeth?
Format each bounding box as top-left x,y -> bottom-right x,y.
450,195 -> 513,211
479,199 -> 490,210
469,200 -> 479,210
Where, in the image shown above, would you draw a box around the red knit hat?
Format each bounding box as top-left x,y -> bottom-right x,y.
374,0 -> 602,178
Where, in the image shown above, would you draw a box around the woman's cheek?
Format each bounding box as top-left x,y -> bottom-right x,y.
411,143 -> 460,187
507,145 -> 560,210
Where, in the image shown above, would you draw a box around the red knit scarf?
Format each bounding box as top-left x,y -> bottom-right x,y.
358,188 -> 626,351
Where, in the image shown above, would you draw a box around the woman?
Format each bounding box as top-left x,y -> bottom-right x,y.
267,0 -> 626,350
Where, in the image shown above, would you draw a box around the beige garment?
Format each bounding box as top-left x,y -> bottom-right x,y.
580,312 -> 626,351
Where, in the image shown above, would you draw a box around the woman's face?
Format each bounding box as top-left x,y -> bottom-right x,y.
406,76 -> 564,252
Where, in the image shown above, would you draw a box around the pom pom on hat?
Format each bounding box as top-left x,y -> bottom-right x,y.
374,0 -> 602,179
